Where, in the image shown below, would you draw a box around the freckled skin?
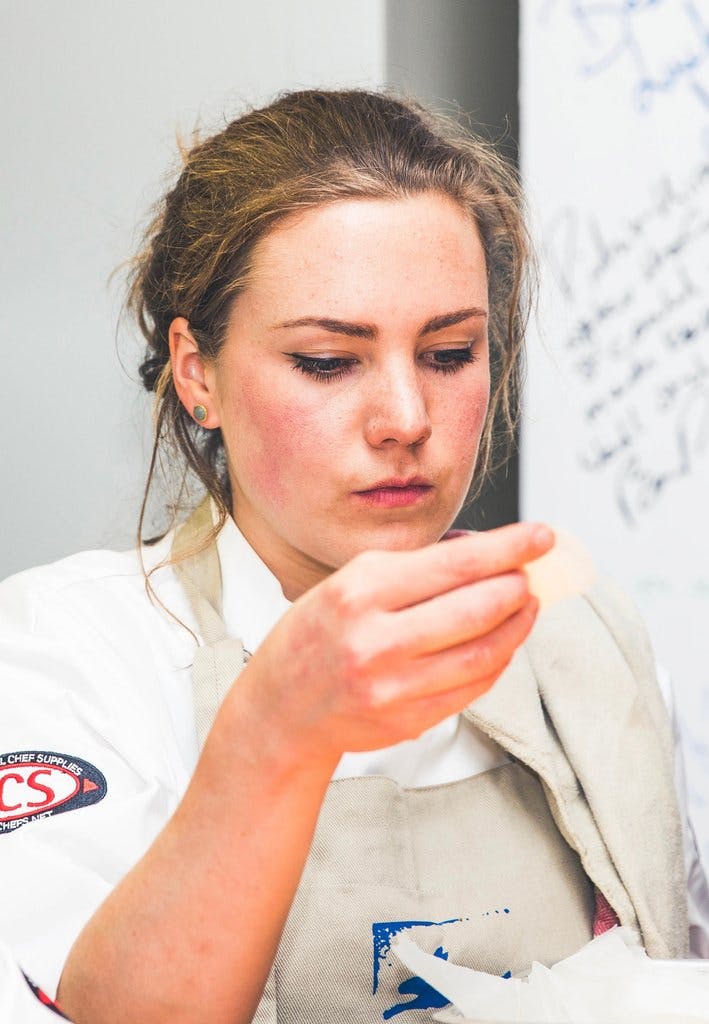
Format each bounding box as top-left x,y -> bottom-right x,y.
207,193 -> 491,599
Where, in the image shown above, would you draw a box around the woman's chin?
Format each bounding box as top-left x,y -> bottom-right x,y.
340,516 -> 458,557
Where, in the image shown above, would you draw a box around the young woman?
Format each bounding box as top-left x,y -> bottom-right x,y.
0,90 -> 701,1024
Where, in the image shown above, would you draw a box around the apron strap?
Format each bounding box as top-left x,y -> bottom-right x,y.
171,497 -> 247,749
172,497 -> 276,1020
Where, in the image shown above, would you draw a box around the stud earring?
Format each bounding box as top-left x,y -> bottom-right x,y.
193,404 -> 208,423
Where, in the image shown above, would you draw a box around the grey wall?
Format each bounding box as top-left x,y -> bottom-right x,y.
386,0 -> 520,530
1,0 -> 385,579
387,0 -> 519,160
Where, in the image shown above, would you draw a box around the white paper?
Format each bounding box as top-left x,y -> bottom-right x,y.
391,927 -> 709,1024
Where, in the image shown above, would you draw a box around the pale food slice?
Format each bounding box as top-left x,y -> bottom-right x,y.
524,527 -> 596,610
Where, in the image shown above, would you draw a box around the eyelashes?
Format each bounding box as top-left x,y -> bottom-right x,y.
289,355 -> 354,382
288,347 -> 477,383
427,347 -> 477,374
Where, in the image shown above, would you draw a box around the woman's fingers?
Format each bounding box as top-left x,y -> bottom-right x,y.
402,669 -> 505,733
395,596 -> 539,702
262,533 -> 548,758
393,570 -> 530,657
341,522 -> 554,612
344,601 -> 538,750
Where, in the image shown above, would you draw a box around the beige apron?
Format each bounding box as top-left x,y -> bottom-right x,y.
171,502 -> 688,1023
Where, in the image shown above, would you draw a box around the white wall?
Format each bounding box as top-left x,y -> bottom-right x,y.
0,0 -> 385,578
520,0 -> 709,863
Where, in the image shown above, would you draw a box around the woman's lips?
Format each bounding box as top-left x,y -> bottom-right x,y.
352,483 -> 434,508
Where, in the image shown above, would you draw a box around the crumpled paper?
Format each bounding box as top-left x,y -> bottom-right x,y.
391,926 -> 709,1023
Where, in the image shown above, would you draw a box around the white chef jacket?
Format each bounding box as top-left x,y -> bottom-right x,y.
0,516 -> 707,1021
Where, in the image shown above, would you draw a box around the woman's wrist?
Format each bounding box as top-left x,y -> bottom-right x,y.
206,657 -> 342,793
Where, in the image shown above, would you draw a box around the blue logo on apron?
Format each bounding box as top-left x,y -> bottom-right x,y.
372,919 -> 459,1019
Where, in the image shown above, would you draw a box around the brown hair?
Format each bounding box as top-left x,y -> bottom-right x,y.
129,89 -> 532,544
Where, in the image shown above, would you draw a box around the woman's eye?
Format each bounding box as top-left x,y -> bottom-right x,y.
288,346 -> 476,381
288,354 -> 356,382
424,346 -> 476,374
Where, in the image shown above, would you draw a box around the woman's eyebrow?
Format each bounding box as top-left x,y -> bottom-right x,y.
273,307 -> 488,339
420,307 -> 488,335
275,316 -> 374,338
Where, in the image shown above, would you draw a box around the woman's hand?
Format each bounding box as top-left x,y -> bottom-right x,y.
235,522 -> 553,765
58,522 -> 553,1024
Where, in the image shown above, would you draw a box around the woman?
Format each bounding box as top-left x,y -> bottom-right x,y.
0,90 -> 698,1024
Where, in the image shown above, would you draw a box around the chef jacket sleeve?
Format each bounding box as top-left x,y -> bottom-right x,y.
0,555 -> 189,1000
0,946 -> 76,1022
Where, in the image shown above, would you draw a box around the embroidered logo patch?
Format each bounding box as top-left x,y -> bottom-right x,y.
23,973 -> 70,1019
0,751 -> 107,835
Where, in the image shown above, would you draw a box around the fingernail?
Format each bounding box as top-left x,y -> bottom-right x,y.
532,524 -> 555,546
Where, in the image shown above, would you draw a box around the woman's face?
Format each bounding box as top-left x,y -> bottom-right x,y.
207,192 -> 490,597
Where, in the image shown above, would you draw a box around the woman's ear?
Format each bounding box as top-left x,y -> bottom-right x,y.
168,317 -> 221,429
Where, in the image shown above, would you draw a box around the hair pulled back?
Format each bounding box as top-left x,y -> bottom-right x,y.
130,89 -> 532,542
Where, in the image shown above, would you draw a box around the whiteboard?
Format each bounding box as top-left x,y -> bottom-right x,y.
520,0 -> 709,863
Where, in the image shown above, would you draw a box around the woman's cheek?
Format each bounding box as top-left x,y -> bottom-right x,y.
234,386 -> 342,506
441,380 -> 490,461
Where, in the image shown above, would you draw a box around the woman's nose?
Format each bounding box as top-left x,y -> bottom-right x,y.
363,365 -> 432,449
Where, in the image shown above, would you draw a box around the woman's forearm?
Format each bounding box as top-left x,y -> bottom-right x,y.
57,666 -> 337,1024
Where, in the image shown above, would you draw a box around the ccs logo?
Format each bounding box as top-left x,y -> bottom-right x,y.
0,751 -> 107,835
